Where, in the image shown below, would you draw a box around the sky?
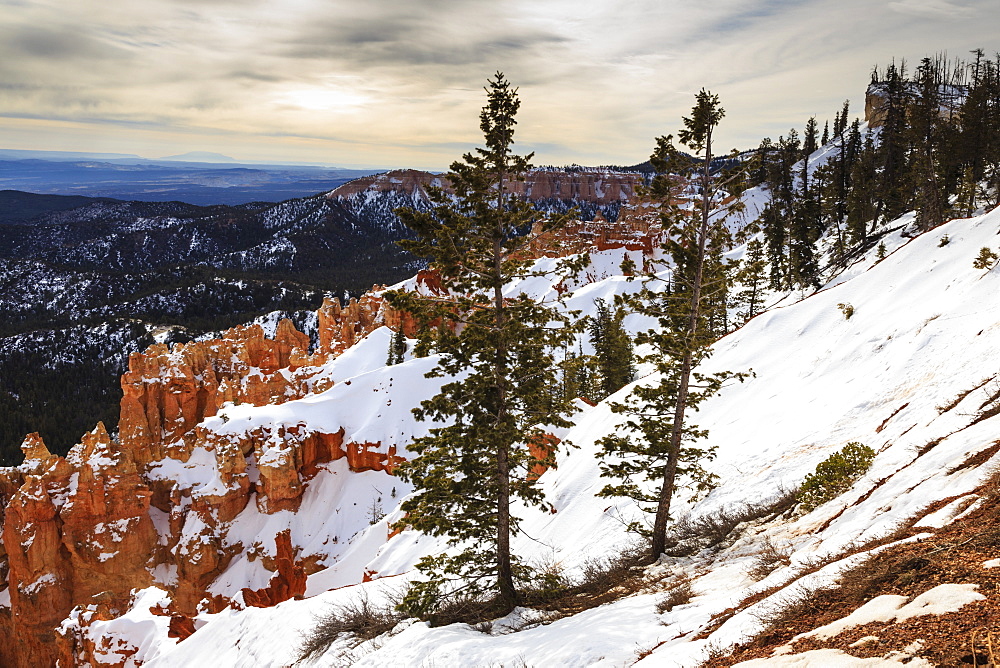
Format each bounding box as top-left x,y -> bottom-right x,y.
0,0 -> 997,170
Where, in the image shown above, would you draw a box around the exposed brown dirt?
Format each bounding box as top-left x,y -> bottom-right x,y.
716,466 -> 1000,666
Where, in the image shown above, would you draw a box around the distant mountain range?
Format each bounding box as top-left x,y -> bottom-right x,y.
158,151 -> 240,162
0,149 -> 383,205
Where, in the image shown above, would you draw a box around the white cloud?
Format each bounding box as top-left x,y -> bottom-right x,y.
0,0 -> 996,168
887,0 -> 975,18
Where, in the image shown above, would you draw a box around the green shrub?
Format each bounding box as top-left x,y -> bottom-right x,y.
798,442 -> 875,512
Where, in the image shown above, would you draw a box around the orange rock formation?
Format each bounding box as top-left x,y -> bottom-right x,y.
241,530 -> 307,608
0,316 -> 406,666
328,168 -> 642,206
1,425 -> 156,668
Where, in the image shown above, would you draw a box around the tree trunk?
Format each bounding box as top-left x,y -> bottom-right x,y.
493,169 -> 518,612
494,267 -> 516,609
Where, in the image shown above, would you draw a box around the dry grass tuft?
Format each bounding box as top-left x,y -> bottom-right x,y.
747,537 -> 793,581
655,576 -> 695,614
296,592 -> 405,663
662,489 -> 798,558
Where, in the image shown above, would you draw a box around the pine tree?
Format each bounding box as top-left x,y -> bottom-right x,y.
385,73 -> 582,615
909,57 -> 946,232
833,100 -> 850,138
762,202 -> 788,289
814,162 -> 842,257
558,347 -> 601,406
955,52 -> 1000,210
734,238 -> 768,323
953,165 -> 979,217
386,328 -> 407,365
757,130 -> 808,290
748,137 -> 775,188
847,129 -> 878,245
791,119 -> 821,288
589,298 -> 635,399
598,90 -> 745,562
803,117 -> 819,159
874,61 -> 914,223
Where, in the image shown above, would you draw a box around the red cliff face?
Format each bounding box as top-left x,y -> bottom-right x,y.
118,318 -> 314,468
328,168 -> 642,206
0,425 -> 157,668
317,292 -> 391,357
527,214 -> 664,258
240,530 -> 306,608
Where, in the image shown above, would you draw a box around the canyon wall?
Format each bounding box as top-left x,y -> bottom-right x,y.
328,168 -> 643,206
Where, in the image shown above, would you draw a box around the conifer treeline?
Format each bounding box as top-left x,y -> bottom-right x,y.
752,51 -> 1000,291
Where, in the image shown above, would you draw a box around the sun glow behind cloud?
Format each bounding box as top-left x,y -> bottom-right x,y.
275,85 -> 370,113
0,0 -> 997,168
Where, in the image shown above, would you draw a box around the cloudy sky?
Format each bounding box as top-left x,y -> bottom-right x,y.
0,0 -> 996,169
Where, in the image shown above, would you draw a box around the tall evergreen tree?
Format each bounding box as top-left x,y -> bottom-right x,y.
758,130 -> 804,289
814,162 -> 844,258
589,298 -> 635,399
955,51 -> 1000,211
762,202 -> 788,289
838,100 -> 851,138
874,61 -> 914,222
598,90 -> 744,562
847,129 -> 879,245
909,57 -> 946,231
386,73 -> 582,615
791,119 -> 821,288
803,117 -> 819,159
734,238 -> 768,324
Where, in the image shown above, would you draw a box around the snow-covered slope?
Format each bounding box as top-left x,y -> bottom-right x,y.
57,202 -> 1000,667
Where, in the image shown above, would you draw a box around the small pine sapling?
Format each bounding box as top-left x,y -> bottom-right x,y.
620,254 -> 637,277
973,247 -> 999,270
386,328 -> 407,365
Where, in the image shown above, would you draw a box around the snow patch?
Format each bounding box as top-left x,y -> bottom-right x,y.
800,583 -> 984,640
